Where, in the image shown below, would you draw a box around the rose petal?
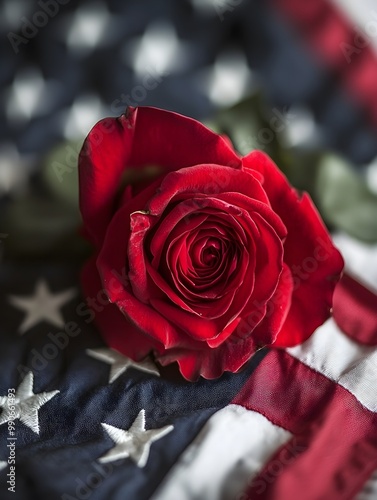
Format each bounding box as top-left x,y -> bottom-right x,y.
150,298 -> 219,341
128,212 -> 152,303
206,317 -> 242,348
81,256 -> 164,359
96,180 -> 160,303
216,192 -> 287,240
97,195 -> 189,350
84,256 -> 213,364
79,107 -> 240,246
249,211 -> 284,304
156,329 -> 261,381
147,164 -> 270,216
243,150 -> 344,345
249,264 -> 294,346
155,265 -> 293,380
150,211 -> 209,268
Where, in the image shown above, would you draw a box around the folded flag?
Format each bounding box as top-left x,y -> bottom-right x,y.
0,232 -> 376,500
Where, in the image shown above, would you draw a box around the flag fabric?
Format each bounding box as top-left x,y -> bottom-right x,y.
273,0 -> 377,130
2,1 -> 377,499
0,232 -> 377,500
2,0 -> 377,177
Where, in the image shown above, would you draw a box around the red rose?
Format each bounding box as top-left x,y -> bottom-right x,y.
79,106 -> 343,381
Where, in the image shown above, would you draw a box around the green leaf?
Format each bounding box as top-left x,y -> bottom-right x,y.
42,140 -> 82,210
1,195 -> 88,259
207,93 -> 279,157
316,154 -> 377,242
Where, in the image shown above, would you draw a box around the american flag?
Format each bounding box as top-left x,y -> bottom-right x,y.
0,231 -> 376,500
2,0 -> 377,499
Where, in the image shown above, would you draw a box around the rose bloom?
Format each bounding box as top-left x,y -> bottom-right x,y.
79,106 -> 343,381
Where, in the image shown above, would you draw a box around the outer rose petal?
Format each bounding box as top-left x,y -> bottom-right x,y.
96,208 -> 184,350
249,264 -> 294,346
81,256 -> 165,359
243,151 -> 344,346
147,164 -> 269,216
156,327 -> 261,381
79,107 -> 241,247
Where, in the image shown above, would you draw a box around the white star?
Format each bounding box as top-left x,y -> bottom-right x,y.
191,0 -> 232,16
0,372 -> 59,434
5,68 -> 61,124
6,68 -> 45,123
0,143 -> 35,195
366,158 -> 377,196
66,2 -> 112,54
99,410 -> 173,468
123,21 -> 190,76
201,50 -> 253,107
280,106 -> 319,148
86,348 -> 159,383
61,93 -> 107,141
0,461 -> 6,472
0,0 -> 33,31
190,0 -> 215,14
9,279 -> 76,334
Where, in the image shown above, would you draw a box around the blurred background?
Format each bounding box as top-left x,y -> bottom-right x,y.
2,3 -> 377,498
1,0 -> 377,261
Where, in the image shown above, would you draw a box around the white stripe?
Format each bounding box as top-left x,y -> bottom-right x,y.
329,0 -> 377,58
356,470 -> 377,500
333,233 -> 377,293
152,404 -> 291,500
287,319 -> 377,412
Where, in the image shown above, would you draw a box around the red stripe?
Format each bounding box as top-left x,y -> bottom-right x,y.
233,350 -> 377,500
273,0 -> 377,127
333,273 -> 377,345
